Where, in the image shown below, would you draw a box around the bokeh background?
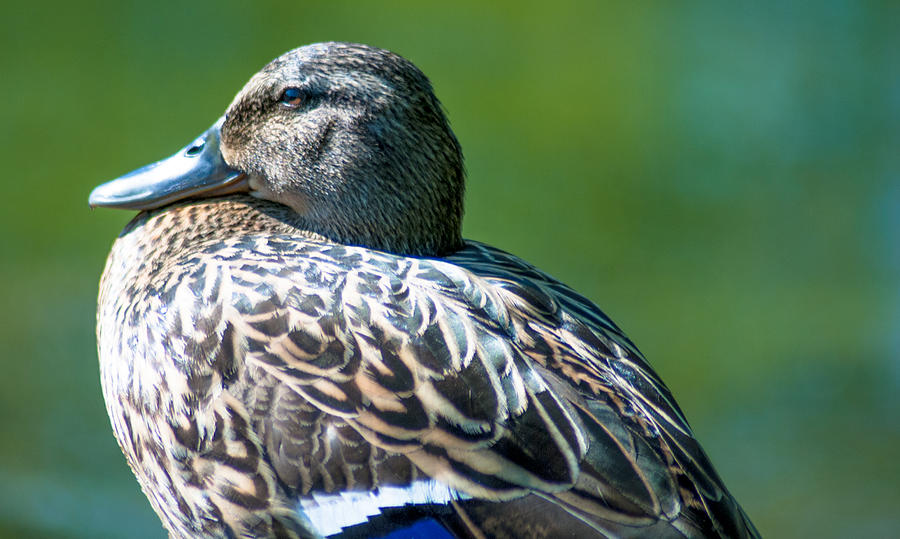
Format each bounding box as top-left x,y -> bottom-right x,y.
2,1 -> 898,537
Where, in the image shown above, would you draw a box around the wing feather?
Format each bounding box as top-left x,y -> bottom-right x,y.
212,239 -> 584,501
185,235 -> 754,536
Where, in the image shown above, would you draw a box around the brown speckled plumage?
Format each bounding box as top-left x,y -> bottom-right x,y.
93,43 -> 758,538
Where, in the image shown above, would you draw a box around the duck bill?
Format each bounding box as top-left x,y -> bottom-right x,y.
89,117 -> 247,210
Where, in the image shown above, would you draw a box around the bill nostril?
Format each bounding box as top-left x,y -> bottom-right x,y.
185,143 -> 204,156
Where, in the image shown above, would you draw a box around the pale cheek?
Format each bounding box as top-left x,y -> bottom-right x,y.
248,174 -> 273,197
247,174 -> 310,216
281,190 -> 311,216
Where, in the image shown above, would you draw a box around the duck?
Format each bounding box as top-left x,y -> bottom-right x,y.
90,42 -> 759,538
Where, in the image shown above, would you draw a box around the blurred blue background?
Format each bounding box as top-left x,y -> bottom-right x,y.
1,1 -> 898,537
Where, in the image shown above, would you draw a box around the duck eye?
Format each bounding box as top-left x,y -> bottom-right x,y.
279,87 -> 303,108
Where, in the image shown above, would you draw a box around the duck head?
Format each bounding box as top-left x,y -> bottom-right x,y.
90,42 -> 465,256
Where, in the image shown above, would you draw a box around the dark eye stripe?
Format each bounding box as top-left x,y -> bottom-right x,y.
280,88 -> 303,108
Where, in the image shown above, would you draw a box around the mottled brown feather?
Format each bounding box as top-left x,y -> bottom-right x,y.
98,196 -> 757,538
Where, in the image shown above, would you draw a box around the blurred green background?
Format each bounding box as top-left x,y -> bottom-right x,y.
2,1 -> 898,537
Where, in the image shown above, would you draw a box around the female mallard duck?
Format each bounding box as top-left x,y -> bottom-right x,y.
90,42 -> 758,538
